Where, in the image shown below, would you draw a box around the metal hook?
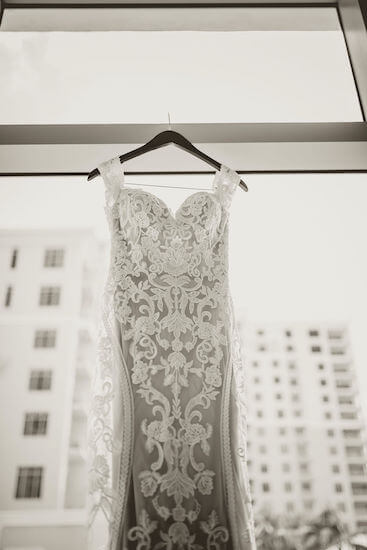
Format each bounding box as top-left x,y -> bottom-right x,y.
167,112 -> 171,130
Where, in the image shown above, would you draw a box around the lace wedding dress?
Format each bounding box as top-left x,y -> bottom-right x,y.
87,157 -> 257,550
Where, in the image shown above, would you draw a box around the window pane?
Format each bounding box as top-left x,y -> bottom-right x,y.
0,7 -> 362,123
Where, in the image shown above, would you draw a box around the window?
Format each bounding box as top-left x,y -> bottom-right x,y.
290,377 -> 298,386
318,363 -> 325,370
29,370 -> 52,390
279,427 -> 287,435
274,376 -> 280,384
261,464 -> 268,473
345,446 -> 363,458
258,344 -> 267,352
311,346 -> 322,353
343,429 -> 360,439
15,467 -> 43,498
332,464 -> 340,473
354,502 -> 367,513
44,248 -> 65,267
277,410 -> 284,418
275,393 -> 283,400
351,482 -> 367,495
309,330 -> 319,337
34,330 -> 56,348
281,444 -> 289,454
327,429 -> 335,437
336,380 -> 351,389
282,463 -> 291,473
4,285 -> 12,307
325,411 -> 332,420
284,482 -> 292,492
330,446 -> 338,455
39,286 -> 61,306
262,482 -> 270,493
328,330 -> 343,340
348,464 -> 367,476
255,393 -> 262,401
330,347 -> 346,355
286,502 -> 294,513
322,395 -> 329,402
341,411 -> 357,420
302,481 -> 312,492
285,330 -> 292,338
292,393 -> 300,402
259,445 -> 267,454
299,462 -> 309,473
257,410 -> 263,418
333,363 -> 349,373
320,379 -> 327,386
273,360 -> 279,367
288,362 -> 296,370
23,412 -> 48,435
10,248 -> 18,268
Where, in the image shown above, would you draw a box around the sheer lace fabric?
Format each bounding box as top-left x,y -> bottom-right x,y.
87,158 -> 256,550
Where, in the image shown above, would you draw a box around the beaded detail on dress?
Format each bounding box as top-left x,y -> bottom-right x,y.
87,158 -> 256,550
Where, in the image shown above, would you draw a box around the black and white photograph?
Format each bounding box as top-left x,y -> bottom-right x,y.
0,2 -> 367,549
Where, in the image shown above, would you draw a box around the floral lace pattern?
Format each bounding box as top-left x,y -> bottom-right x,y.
87,158 -> 257,550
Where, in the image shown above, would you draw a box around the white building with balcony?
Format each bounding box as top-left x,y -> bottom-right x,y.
0,227 -> 107,550
240,320 -> 367,533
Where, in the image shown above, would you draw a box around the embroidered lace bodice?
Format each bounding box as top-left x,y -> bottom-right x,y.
87,158 -> 257,550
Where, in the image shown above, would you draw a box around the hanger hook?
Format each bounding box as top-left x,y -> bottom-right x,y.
168,111 -> 171,130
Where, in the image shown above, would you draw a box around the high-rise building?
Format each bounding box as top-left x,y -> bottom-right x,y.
0,228 -> 107,550
240,319 -> 367,533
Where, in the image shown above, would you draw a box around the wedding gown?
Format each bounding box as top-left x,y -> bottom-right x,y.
87,157 -> 257,550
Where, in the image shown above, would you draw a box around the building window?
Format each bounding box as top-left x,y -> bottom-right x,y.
4,285 -> 12,307
275,393 -> 283,400
15,467 -> 43,499
318,364 -> 325,370
34,330 -> 56,348
335,483 -> 343,493
258,344 -> 267,352
285,330 -> 292,337
261,464 -> 268,473
328,330 -> 343,340
274,376 -> 280,384
304,500 -> 313,510
44,249 -> 64,268
284,482 -> 292,492
327,429 -> 335,437
311,346 -> 322,353
24,413 -> 48,435
332,464 -> 340,473
252,361 -> 259,368
29,370 -> 52,391
343,429 -> 360,439
330,446 -> 338,455
290,378 -> 298,386
254,377 -> 260,384
257,427 -> 265,436
281,444 -> 289,454
320,379 -> 327,386
262,482 -> 270,492
348,464 -> 366,476
301,481 -> 311,492
282,463 -> 291,472
259,445 -> 267,454
286,345 -> 294,352
286,502 -> 294,513
277,410 -> 284,418
322,395 -> 329,402
341,411 -> 357,420
273,360 -> 279,367
288,362 -> 296,370
295,427 -> 305,436
336,380 -> 351,389
325,411 -> 332,420
330,347 -> 346,355
279,427 -> 287,435
333,364 -> 349,373
309,330 -> 319,337
39,286 -> 61,306
10,248 -> 18,268
292,393 -> 300,402
255,393 -> 262,401
299,462 -> 309,473
351,482 -> 367,495
294,409 -> 302,417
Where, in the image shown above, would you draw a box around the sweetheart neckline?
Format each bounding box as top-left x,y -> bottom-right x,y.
117,163 -> 226,220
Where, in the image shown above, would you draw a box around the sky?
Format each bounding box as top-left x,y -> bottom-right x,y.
0,12 -> 366,421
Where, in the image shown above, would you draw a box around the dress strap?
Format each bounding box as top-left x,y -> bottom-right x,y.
97,156 -> 125,208
213,164 -> 241,210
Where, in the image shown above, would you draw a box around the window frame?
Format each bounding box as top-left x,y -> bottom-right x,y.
0,0 -> 366,176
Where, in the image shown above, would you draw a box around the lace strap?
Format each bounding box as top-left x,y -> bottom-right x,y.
98,156 -> 125,208
214,164 -> 241,210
